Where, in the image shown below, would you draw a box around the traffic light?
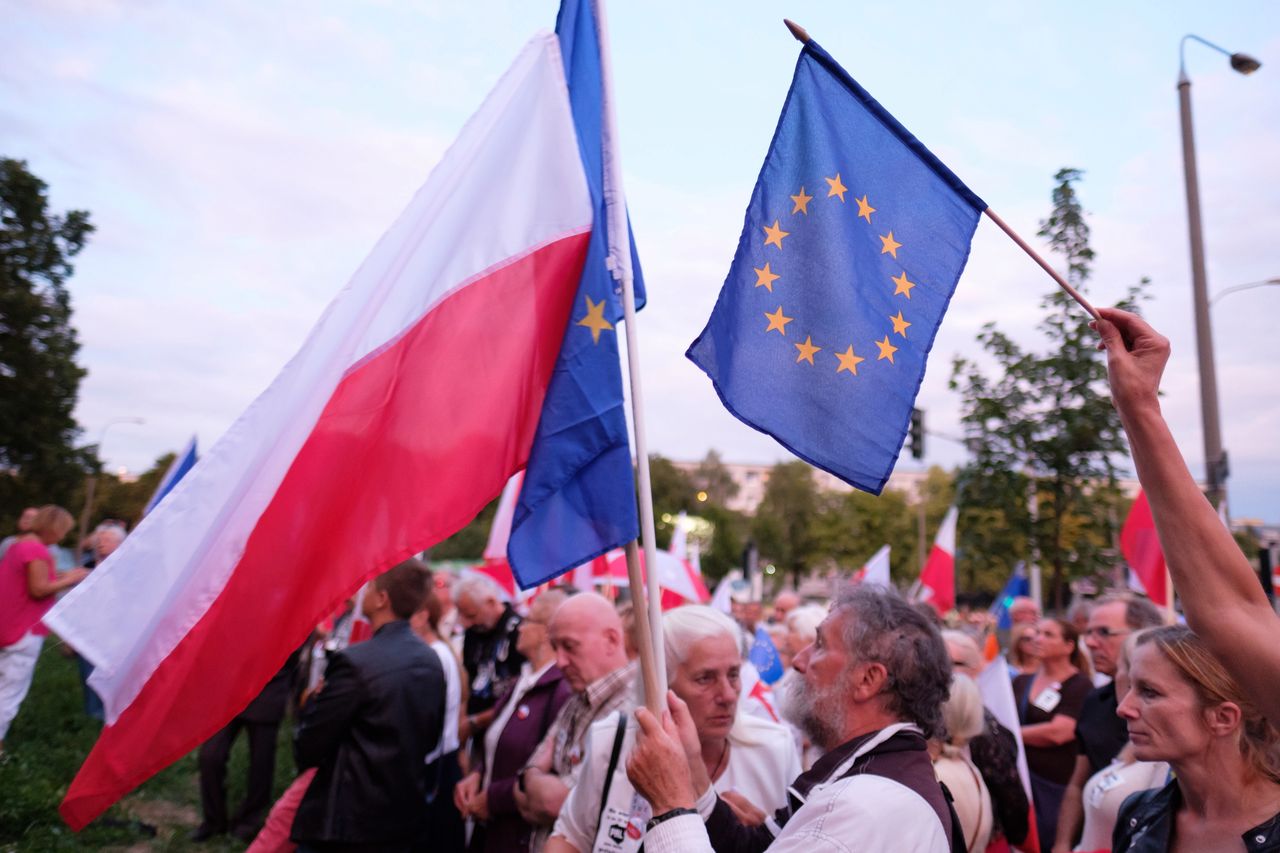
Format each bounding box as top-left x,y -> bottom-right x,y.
908,408 -> 925,460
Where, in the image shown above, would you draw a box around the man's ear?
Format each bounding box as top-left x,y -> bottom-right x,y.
849,661 -> 890,703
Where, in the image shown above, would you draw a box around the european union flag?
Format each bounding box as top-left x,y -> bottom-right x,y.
507,0 -> 647,589
688,41 -> 985,494
749,626 -> 785,685
990,562 -> 1031,630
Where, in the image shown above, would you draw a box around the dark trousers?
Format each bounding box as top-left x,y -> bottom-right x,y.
197,715 -> 280,833
74,653 -> 105,721
419,750 -> 465,852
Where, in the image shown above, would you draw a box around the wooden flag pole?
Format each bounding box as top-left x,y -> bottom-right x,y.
982,209 -> 1099,320
595,0 -> 668,713
782,19 -> 1099,321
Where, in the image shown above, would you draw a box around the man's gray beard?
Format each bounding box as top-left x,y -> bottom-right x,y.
778,669 -> 842,752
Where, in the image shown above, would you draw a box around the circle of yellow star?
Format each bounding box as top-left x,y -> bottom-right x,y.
890,310 -> 911,338
875,335 -> 899,363
790,187 -> 813,215
835,345 -> 865,376
575,294 -> 614,344
762,220 -> 790,249
825,173 -> 848,202
879,231 -> 902,258
754,263 -> 780,292
794,336 -> 821,365
891,271 -> 916,299
764,306 -> 793,335
856,195 -> 875,223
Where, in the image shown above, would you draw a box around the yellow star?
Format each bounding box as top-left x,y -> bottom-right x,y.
891,271 -> 916,299
794,336 -> 821,365
790,187 -> 813,215
879,231 -> 902,258
754,263 -> 780,292
764,306 -> 793,335
825,173 -> 848,202
856,195 -> 875,223
875,335 -> 899,363
834,345 -> 865,376
762,220 -> 790,249
575,295 -> 614,344
890,311 -> 911,338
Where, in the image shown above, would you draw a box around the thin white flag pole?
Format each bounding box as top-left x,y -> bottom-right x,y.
592,0 -> 668,709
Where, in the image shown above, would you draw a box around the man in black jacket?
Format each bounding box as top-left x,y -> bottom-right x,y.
291,559 -> 445,853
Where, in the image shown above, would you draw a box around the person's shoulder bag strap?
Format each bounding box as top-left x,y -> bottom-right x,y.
591,710 -> 630,850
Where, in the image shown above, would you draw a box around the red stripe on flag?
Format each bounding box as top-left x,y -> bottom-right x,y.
59,232 -> 590,829
1121,490 -> 1167,607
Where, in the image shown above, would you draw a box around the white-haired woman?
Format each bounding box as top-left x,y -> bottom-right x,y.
546,605 -> 801,853
932,673 -> 994,853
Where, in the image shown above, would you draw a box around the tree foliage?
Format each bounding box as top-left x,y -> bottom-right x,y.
950,169 -> 1144,609
0,158 -> 94,522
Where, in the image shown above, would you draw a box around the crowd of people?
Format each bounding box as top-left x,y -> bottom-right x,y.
1,312 -> 1278,852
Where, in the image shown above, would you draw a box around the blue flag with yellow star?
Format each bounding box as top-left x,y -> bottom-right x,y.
688,41 -> 985,494
507,0 -> 647,589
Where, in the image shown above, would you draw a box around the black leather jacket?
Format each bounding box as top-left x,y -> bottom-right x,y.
291,620 -> 445,847
1114,781 -> 1280,853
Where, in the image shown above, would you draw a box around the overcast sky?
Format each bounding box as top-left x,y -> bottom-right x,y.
3,0 -> 1277,521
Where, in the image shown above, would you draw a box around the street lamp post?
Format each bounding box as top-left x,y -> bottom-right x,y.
1177,34 -> 1261,509
77,417 -> 145,554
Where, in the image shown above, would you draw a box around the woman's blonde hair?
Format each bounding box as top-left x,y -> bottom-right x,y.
31,505 -> 74,541
1137,625 -> 1280,783
941,673 -> 986,747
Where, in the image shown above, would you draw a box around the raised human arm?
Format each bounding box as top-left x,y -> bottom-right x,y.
1096,307 -> 1280,722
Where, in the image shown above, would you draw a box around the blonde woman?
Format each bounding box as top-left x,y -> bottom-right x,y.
931,673 -> 993,852
0,505 -> 87,750
1113,625 -> 1280,851
1073,629 -> 1168,852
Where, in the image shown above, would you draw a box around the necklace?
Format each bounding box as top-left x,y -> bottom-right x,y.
708,739 -> 730,781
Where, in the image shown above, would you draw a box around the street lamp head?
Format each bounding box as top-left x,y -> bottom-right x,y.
1229,52 -> 1261,75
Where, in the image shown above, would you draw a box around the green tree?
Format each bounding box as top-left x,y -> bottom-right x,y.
752,460 -> 821,584
647,454 -> 695,549
691,450 -> 739,506
0,158 -> 94,523
951,169 -> 1142,610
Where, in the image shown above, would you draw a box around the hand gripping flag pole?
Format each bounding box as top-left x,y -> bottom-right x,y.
595,0 -> 668,709
784,19 -> 1099,322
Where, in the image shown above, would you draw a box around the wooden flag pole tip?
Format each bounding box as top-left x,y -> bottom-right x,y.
783,19 -> 811,44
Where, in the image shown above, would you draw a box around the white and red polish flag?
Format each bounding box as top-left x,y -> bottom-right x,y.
45,33 -> 593,830
853,544 -> 891,587
916,506 -> 957,613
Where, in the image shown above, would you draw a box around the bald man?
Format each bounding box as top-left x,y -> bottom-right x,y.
515,592 -> 637,848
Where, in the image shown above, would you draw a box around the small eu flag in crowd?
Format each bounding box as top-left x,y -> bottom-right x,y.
750,626 -> 785,685
688,39 -> 986,493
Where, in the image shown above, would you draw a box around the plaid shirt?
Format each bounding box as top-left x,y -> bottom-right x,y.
546,660 -> 637,785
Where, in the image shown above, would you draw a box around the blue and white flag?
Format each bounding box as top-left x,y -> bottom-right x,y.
141,435 -> 197,517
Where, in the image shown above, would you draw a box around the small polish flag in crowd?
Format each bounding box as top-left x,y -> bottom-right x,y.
916,506 -> 957,613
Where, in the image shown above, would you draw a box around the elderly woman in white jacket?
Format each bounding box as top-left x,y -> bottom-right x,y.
547,605 -> 801,853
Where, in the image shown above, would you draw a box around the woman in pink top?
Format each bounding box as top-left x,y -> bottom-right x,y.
0,505 -> 87,751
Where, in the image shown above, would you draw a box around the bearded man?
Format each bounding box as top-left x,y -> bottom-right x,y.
624,584 -> 963,852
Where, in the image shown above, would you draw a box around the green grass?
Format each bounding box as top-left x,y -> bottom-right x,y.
0,640 -> 297,851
